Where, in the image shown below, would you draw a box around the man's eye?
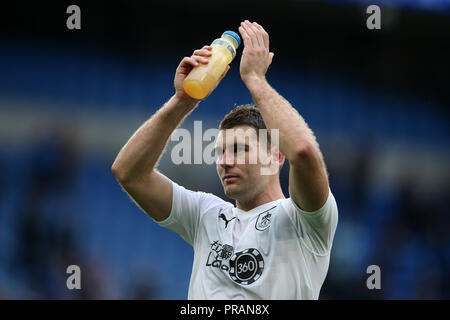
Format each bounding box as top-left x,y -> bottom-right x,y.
235,145 -> 247,153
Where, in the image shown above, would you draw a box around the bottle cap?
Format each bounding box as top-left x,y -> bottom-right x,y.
223,31 -> 241,47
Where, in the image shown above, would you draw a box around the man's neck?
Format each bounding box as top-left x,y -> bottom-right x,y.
236,184 -> 285,212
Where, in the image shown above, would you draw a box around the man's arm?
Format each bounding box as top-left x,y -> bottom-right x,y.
238,20 -> 329,212
111,46 -> 229,221
111,95 -> 197,222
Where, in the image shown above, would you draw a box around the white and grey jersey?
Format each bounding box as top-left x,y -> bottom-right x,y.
156,181 -> 338,300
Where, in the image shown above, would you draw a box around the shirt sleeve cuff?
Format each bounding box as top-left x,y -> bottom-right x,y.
155,181 -> 178,227
289,187 -> 332,217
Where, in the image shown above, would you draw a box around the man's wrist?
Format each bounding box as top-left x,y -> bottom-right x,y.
172,94 -> 200,112
244,76 -> 267,91
243,75 -> 269,94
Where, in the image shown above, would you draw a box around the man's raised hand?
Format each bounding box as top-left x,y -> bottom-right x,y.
174,45 -> 230,101
238,20 -> 274,86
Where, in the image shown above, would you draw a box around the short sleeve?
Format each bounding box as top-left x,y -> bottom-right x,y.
156,181 -> 227,246
156,181 -> 204,246
289,188 -> 339,255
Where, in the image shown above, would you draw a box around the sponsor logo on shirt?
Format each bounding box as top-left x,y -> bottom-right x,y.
206,240 -> 234,271
229,248 -> 264,285
206,240 -> 264,285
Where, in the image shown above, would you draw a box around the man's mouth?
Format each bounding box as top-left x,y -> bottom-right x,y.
223,175 -> 239,183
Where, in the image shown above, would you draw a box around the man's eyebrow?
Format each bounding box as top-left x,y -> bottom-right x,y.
216,142 -> 249,149
234,142 -> 250,150
238,142 -> 250,146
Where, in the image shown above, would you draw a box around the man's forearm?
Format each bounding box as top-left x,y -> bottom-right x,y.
111,95 -> 198,183
246,77 -> 319,162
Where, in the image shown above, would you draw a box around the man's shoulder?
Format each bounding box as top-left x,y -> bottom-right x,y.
174,181 -> 233,212
275,197 -> 297,212
196,191 -> 234,223
279,188 -> 337,216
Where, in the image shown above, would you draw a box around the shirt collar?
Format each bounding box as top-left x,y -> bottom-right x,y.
233,199 -> 282,220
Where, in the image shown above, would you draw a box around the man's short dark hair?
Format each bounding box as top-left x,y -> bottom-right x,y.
219,104 -> 267,133
219,104 -> 273,149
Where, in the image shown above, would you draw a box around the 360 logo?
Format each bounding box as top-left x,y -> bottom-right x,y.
229,248 -> 264,285
205,241 -> 264,285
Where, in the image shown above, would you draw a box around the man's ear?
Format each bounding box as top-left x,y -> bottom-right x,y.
275,147 -> 286,170
278,150 -> 285,169
270,145 -> 285,170
260,146 -> 283,176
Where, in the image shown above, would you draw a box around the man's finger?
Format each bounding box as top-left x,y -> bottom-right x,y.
243,20 -> 260,48
254,22 -> 269,49
192,55 -> 209,64
193,48 -> 213,57
249,22 -> 265,49
180,56 -> 199,68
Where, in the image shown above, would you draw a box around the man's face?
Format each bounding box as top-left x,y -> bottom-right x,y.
215,125 -> 275,201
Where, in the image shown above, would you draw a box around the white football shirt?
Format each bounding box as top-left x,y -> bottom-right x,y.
156,180 -> 338,300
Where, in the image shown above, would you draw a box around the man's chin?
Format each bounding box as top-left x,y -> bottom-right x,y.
224,184 -> 241,199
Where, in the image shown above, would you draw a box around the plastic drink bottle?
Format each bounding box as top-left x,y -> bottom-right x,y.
183,31 -> 241,100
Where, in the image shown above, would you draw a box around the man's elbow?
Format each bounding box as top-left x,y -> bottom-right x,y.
111,161 -> 152,187
290,141 -> 321,167
111,161 -> 128,184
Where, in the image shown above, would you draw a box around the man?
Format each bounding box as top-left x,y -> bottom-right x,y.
111,20 -> 338,299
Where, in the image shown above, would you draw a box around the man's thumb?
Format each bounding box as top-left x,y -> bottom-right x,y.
269,52 -> 274,65
220,65 -> 230,80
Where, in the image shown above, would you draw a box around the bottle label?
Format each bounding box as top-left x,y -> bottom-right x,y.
211,39 -> 236,59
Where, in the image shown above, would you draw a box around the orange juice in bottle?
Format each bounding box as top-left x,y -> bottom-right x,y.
183,31 -> 241,100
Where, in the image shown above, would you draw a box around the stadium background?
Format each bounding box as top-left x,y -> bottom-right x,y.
0,0 -> 449,299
